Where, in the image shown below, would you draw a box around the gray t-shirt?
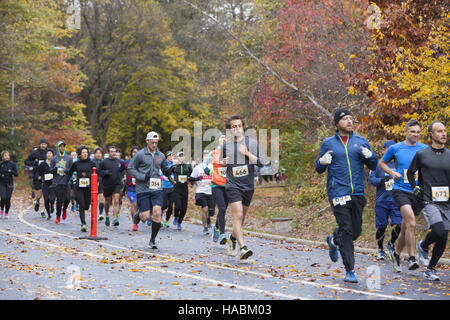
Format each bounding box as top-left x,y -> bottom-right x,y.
221,136 -> 264,192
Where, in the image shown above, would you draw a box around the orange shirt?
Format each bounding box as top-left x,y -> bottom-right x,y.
212,148 -> 226,186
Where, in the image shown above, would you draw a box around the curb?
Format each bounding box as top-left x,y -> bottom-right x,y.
190,219 -> 450,266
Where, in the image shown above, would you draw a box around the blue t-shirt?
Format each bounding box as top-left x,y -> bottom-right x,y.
382,141 -> 427,193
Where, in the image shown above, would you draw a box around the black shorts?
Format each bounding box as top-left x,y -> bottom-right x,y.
33,179 -> 42,191
195,193 -> 214,208
226,188 -> 254,207
103,184 -> 122,198
392,189 -> 423,216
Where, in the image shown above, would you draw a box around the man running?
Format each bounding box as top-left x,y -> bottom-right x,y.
221,115 -> 267,260
24,138 -> 49,215
203,132 -> 228,244
167,152 -> 193,230
0,151 -> 18,219
92,148 -> 106,222
408,121 -> 449,281
38,149 -> 56,220
191,150 -> 214,235
369,140 -> 402,260
99,146 -> 124,227
128,131 -> 174,249
121,146 -> 140,231
50,141 -> 73,223
315,108 -> 378,283
161,151 -> 176,228
379,119 -> 427,272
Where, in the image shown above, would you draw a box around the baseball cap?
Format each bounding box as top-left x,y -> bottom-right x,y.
166,150 -> 173,157
146,131 -> 159,140
177,151 -> 184,157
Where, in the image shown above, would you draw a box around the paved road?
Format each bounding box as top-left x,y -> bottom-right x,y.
0,208 -> 449,300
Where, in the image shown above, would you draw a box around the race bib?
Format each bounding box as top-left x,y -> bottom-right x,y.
332,195 -> 351,207
132,177 -> 136,185
149,178 -> 162,190
404,169 -> 418,183
79,178 -> 90,188
57,167 -> 65,176
178,175 -> 187,183
385,179 -> 394,191
44,174 -> 53,181
431,186 -> 449,202
218,167 -> 227,178
232,165 -> 249,178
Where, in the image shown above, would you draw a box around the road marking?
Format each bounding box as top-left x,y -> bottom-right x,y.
0,214 -> 310,300
9,211 -> 412,300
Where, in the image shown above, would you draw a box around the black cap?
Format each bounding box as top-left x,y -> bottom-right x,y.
39,138 -> 49,145
334,108 -> 352,125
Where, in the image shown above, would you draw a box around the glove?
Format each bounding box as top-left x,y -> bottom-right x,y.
413,186 -> 422,198
144,171 -> 151,182
381,176 -> 392,183
319,151 -> 333,165
360,146 -> 373,159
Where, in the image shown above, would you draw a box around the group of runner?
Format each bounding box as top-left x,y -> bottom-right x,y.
1,112 -> 448,275
317,110 -> 449,283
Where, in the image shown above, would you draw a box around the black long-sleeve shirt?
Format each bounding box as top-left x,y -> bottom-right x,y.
98,158 -> 124,187
68,159 -> 96,189
24,148 -> 47,180
407,146 -> 450,204
169,163 -> 193,191
38,160 -> 54,187
0,161 -> 18,186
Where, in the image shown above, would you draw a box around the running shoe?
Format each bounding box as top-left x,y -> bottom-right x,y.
239,246 -> 253,260
377,249 -> 386,260
148,240 -> 158,250
132,212 -> 140,225
55,217 -> 60,224
416,240 -> 429,267
81,224 -> 87,232
344,271 -> 358,283
386,241 -> 395,257
203,227 -> 210,236
163,220 -> 170,228
132,224 -> 138,231
105,216 -> 110,226
71,204 -> 75,212
112,218 -> 119,227
62,210 -> 67,220
98,214 -> 105,221
32,191 -> 35,199
424,268 -> 440,281
326,235 -> 339,262
227,235 -> 238,256
3,213 -> 8,219
0,210 -> 3,218
40,212 -> 46,219
219,233 -> 227,245
213,227 -> 220,242
177,223 -> 182,231
388,251 -> 402,273
47,213 -> 51,220
408,256 -> 419,270
172,217 -> 178,226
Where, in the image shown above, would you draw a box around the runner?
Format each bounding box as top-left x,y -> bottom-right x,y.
221,115 -> 267,260
120,146 -> 140,231
167,151 -> 193,231
315,108 -> 378,283
68,145 -> 96,232
161,151 -> 176,228
203,132 -> 228,244
128,131 -> 174,249
99,146 -> 124,227
50,141 -> 73,223
369,140 -> 402,260
0,151 -> 18,219
379,119 -> 427,272
24,138 -> 49,215
92,148 -> 106,222
407,121 -> 449,281
38,149 -> 56,220
191,150 -> 214,235
25,146 -> 37,200
69,151 -> 79,212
